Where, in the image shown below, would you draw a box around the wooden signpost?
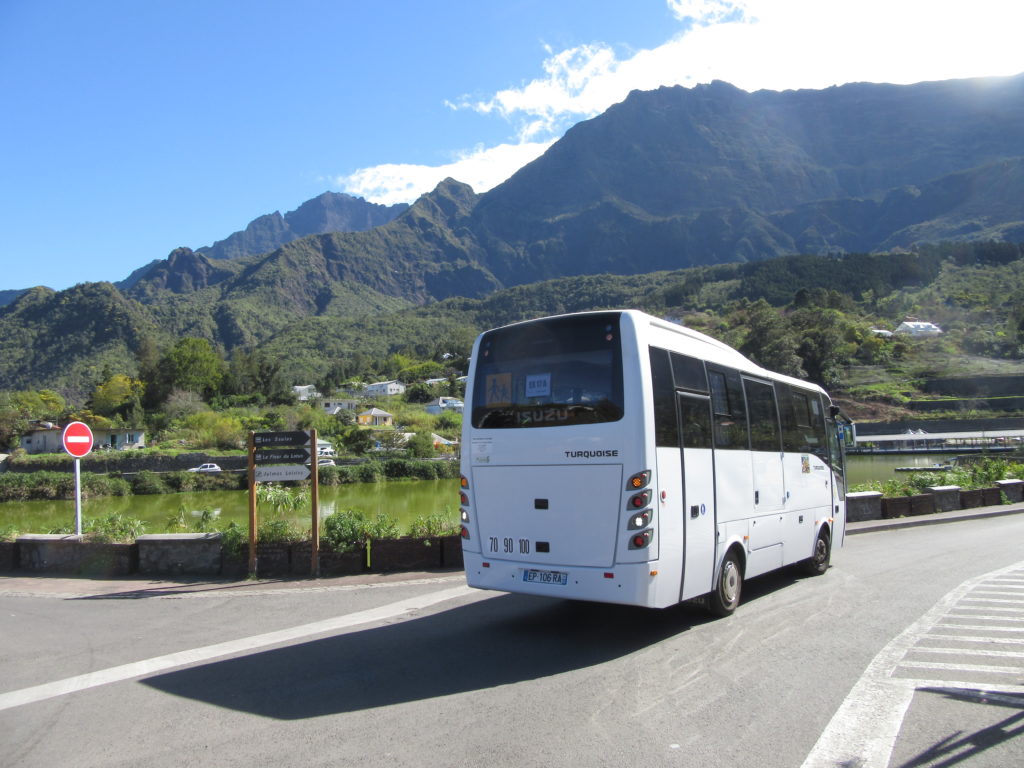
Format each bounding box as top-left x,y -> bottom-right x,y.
247,428 -> 319,578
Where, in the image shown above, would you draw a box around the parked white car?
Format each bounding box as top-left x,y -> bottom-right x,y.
187,463 -> 222,473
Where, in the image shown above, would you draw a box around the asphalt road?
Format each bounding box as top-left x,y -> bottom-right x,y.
2,512 -> 1023,768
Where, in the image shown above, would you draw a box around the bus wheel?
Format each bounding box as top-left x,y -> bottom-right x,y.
709,550 -> 742,617
802,527 -> 831,576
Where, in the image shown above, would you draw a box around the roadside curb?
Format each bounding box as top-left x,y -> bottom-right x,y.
846,501 -> 1024,535
0,569 -> 464,600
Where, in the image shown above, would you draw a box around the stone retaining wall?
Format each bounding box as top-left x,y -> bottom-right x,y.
137,533 -> 222,576
2,534 -> 468,579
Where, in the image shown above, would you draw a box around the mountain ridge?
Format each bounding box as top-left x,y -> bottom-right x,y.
4,74 -> 1024,394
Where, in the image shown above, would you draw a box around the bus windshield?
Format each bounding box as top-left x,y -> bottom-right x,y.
471,313 -> 625,429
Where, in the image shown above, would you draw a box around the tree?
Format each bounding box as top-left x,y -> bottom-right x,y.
158,338 -> 225,400
223,349 -> 292,404
789,308 -> 853,387
738,300 -> 806,378
341,427 -> 374,455
405,382 -> 434,404
0,392 -> 30,450
89,374 -> 144,420
407,430 -> 436,458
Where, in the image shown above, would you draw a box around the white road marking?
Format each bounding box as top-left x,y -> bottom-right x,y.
801,560 -> 1024,768
0,584 -> 475,712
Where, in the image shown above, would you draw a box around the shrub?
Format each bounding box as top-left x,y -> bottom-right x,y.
132,470 -> 168,495
83,474 -> 131,497
407,511 -> 460,538
322,509 -> 369,552
166,506 -> 189,531
83,513 -> 146,543
257,483 -> 311,513
354,461 -> 384,483
192,508 -> 219,533
218,522 -> 246,558
366,512 -> 400,540
257,517 -> 303,544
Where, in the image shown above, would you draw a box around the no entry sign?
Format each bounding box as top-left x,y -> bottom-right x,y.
62,421 -> 94,458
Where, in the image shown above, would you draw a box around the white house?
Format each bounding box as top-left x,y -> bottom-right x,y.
895,321 -> 942,338
365,380 -> 406,396
292,385 -> 321,401
321,398 -> 360,415
425,396 -> 464,415
20,424 -> 146,454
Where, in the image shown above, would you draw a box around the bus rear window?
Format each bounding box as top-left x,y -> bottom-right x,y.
471,313 -> 625,429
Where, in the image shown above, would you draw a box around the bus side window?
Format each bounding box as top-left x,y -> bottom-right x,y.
648,347 -> 678,447
776,382 -> 801,452
743,378 -> 781,452
679,397 -> 713,449
670,352 -> 708,393
792,389 -> 829,461
708,367 -> 748,449
810,395 -> 829,463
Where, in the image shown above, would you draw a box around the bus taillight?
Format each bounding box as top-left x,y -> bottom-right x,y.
629,531 -> 652,549
460,478 -> 470,524
627,470 -> 651,489
628,490 -> 651,509
628,511 -> 651,530
460,526 -> 470,540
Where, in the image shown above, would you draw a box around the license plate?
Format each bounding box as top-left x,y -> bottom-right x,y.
523,569 -> 567,586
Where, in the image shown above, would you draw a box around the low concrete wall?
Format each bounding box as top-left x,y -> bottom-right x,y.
996,479 -> 1024,503
0,541 -> 16,571
909,493 -> 937,516
16,534 -> 137,576
846,491 -> 883,522
925,486 -> 962,512
137,533 -> 222,576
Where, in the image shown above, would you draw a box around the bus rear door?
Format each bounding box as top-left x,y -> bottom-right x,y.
678,393 -> 716,601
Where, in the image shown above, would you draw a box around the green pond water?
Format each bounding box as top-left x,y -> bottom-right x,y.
0,479 -> 461,536
0,454 -> 940,535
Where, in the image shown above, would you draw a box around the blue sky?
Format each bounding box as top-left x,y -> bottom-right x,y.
2,0 -> 1022,292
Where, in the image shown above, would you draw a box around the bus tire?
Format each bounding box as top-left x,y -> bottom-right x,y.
802,527 -> 831,576
708,550 -> 743,617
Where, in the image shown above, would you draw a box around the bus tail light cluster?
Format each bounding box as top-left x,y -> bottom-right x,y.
626,470 -> 654,550
460,475 -> 471,540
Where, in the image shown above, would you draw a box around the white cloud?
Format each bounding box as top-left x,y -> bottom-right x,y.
666,0 -> 748,25
340,0 -> 1024,205
337,140 -> 556,206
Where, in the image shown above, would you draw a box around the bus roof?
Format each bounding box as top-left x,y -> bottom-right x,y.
481,309 -> 829,398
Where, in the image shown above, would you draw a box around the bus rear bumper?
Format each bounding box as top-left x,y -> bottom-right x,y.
461,552 -> 672,608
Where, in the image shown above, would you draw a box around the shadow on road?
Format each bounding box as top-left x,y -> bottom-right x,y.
138,563 -> 809,720
139,590 -> 720,719
897,687 -> 1024,768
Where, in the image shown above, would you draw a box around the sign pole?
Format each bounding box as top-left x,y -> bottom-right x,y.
247,431 -> 257,577
310,428 -> 319,577
74,458 -> 82,536
61,421 -> 93,537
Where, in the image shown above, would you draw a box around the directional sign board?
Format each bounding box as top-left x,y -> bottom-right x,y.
254,447 -> 311,465
253,430 -> 311,447
254,464 -> 311,482
62,421 -> 94,458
